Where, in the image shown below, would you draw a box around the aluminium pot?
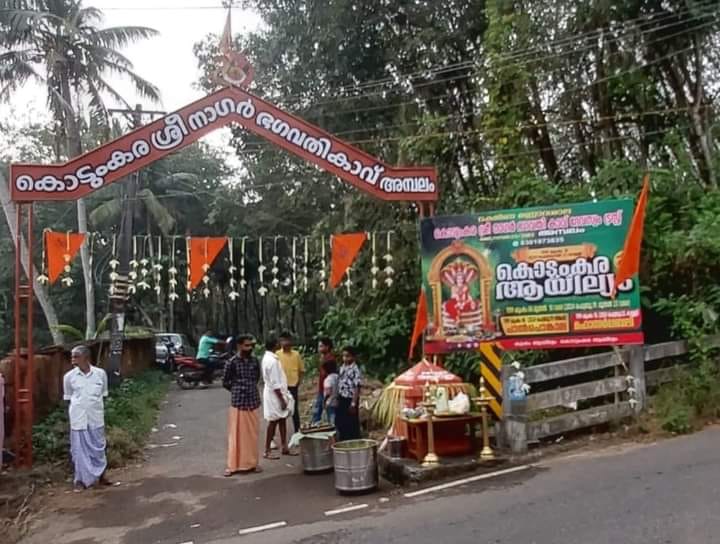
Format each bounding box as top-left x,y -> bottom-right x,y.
332,439 -> 379,493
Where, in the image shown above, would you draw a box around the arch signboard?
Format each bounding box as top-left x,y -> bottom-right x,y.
10,86 -> 438,203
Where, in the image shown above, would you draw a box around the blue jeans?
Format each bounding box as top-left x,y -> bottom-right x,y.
326,405 -> 336,425
312,392 -> 325,424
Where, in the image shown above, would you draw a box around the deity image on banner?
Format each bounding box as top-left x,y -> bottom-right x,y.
426,240 -> 495,344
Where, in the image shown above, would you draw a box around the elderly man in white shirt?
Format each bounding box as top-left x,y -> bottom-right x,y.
63,345 -> 110,490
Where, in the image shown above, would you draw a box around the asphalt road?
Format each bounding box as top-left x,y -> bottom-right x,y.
217,425 -> 720,544
22,382 -> 720,544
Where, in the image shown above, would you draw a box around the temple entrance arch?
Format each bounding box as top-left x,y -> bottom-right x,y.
8,65 -> 439,467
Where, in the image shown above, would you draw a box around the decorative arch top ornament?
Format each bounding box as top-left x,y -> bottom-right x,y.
10,86 -> 438,203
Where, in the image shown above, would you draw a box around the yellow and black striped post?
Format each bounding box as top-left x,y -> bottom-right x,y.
478,343 -> 503,419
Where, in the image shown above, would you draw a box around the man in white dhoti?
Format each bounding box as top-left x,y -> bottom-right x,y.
261,337 -> 296,459
63,345 -> 111,490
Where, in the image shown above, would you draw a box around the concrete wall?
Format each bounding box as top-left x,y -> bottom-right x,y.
0,336 -> 154,433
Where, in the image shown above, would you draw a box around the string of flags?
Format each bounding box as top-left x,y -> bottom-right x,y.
37,230 -> 399,300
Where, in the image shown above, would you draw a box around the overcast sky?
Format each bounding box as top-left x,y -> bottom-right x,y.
1,0 -> 262,164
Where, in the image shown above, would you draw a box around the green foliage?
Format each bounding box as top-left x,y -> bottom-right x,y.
32,370 -> 169,468
315,303 -> 412,378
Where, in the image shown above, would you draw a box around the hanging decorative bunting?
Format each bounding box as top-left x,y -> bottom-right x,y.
42,230 -> 86,286
168,237 -> 180,302
137,236 -> 152,291
384,231 -> 395,287
37,229 -> 50,285
257,236 -> 268,297
292,237 -> 298,294
271,236 -> 280,289
128,236 -> 139,295
108,234 -> 119,296
303,237 -> 309,293
228,237 -> 240,301
319,236 -> 327,290
370,232 -> 379,290
187,236 -> 228,293
153,236 -> 163,298
185,237 -> 191,302
330,232 -> 367,289
239,236 -> 247,289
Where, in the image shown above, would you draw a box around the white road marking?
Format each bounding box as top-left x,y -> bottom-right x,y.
237,521 -> 288,535
324,503 -> 369,516
403,464 -> 533,498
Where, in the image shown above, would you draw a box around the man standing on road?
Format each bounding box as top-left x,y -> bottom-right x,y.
63,345 -> 111,491
261,337 -> 296,459
312,337 -> 336,424
223,334 -> 262,476
277,331 -> 304,433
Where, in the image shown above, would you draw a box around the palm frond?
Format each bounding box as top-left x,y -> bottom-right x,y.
89,198 -> 122,228
94,26 -> 159,50
101,59 -> 161,103
138,188 -> 176,235
51,324 -> 84,342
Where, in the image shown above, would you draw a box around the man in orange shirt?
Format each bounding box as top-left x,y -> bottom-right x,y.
277,331 -> 305,433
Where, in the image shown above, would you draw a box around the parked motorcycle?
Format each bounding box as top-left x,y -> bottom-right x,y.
175,350 -> 229,390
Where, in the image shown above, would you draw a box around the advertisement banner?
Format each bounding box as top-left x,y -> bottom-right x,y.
420,199 -> 644,351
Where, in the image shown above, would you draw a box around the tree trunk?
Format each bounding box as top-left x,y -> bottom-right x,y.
59,72 -> 96,338
0,173 -> 64,345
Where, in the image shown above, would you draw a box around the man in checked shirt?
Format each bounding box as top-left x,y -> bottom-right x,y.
223,334 -> 263,476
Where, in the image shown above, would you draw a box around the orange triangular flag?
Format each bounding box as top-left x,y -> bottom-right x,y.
330,232 -> 367,288
614,173 -> 650,295
45,231 -> 85,285
408,288 -> 429,360
219,7 -> 233,55
188,237 -> 228,290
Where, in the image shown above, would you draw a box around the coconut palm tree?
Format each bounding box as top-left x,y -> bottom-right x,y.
0,0 -> 160,338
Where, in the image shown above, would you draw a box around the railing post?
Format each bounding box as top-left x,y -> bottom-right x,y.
628,346 -> 647,414
501,366 -> 528,455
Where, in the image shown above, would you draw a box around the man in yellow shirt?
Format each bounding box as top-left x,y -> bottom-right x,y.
277,331 -> 304,433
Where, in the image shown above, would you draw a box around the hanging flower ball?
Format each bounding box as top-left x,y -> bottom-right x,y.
229,291 -> 240,301
129,271 -> 138,280
168,266 -> 178,275
37,274 -> 49,285
384,277 -> 394,287
61,277 -> 74,287
271,278 -> 280,288
203,287 -> 210,298
140,258 -> 149,267
240,279 -> 247,289
63,264 -> 71,274
109,259 -> 120,269
229,265 -> 237,274
271,255 -> 279,264
129,259 -> 139,268
110,272 -> 119,281
153,263 -> 163,272
169,292 -> 180,301
201,263 -> 211,272
258,285 -> 268,297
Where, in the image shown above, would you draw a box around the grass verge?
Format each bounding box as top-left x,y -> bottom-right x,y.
32,369 -> 170,468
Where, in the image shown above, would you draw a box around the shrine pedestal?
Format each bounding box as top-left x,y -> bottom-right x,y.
401,414 -> 483,462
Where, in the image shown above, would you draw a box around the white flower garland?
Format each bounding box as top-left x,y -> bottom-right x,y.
384,231 -> 395,287
228,237 -> 240,301
168,237 -> 179,302
257,236 -> 268,297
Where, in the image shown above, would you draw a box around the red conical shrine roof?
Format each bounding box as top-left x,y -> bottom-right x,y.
394,359 -> 463,387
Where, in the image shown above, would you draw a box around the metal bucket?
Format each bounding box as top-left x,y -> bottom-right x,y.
332,439 -> 378,492
300,436 -> 334,473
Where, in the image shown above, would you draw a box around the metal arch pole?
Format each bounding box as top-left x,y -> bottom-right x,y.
13,202 -> 34,467
25,203 -> 34,467
13,203 -> 23,466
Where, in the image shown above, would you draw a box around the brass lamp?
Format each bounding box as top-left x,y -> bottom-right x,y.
421,382 -> 440,467
474,376 -> 495,462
